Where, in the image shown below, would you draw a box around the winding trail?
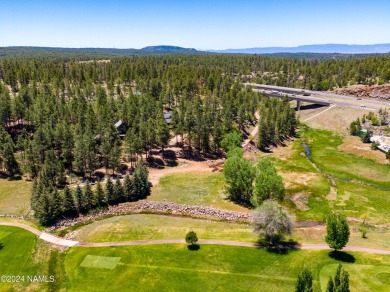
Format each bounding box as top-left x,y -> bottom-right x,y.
1,222 -> 390,254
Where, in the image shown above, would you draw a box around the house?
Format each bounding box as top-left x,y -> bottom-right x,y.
164,111 -> 172,124
115,120 -> 128,137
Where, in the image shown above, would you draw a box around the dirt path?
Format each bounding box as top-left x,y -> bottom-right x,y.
242,112 -> 260,149
2,222 -> 390,254
148,159 -> 213,185
0,222 -> 78,247
303,104 -> 336,122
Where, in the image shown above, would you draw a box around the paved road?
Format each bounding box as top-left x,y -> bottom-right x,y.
1,222 -> 390,254
245,83 -> 390,107
246,83 -> 388,110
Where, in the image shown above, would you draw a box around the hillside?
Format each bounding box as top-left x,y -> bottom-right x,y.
141,45 -> 196,51
0,46 -> 202,59
334,84 -> 390,100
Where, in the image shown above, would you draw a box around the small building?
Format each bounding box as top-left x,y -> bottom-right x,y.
115,120 -> 128,136
357,129 -> 367,137
164,111 -> 172,124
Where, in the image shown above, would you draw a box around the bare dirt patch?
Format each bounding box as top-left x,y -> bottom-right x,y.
282,171 -> 318,189
286,193 -> 310,211
298,105 -> 371,134
333,84 -> 390,100
338,136 -> 387,164
148,158 -> 225,185
325,186 -> 337,201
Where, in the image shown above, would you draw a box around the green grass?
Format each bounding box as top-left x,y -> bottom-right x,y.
2,226 -> 390,291
320,264 -> 390,292
74,214 -> 254,243
64,244 -> 390,292
268,138 -> 332,222
0,179 -> 32,216
150,172 -> 248,212
265,126 -> 390,224
80,255 -> 121,269
302,126 -> 390,188
0,226 -> 42,291
333,180 -> 390,224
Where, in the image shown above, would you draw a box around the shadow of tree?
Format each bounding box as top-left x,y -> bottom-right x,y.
0,243 -> 3,250
187,244 -> 200,251
255,239 -> 301,255
328,250 -> 356,263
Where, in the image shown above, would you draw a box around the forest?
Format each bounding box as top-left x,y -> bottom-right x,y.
0,53 -> 389,223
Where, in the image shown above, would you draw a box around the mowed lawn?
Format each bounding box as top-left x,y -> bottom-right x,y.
64,245 -> 390,292
0,226 -> 41,291
74,214 -> 254,243
0,179 -> 32,216
150,172 -> 248,212
1,226 -> 390,291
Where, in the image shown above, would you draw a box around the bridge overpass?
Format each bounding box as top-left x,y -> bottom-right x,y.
254,90 -> 331,109
245,83 -> 379,110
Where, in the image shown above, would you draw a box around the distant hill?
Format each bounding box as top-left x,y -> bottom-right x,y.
141,45 -> 196,51
210,43 -> 390,54
0,46 -> 201,59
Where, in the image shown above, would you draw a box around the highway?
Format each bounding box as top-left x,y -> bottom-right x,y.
245,83 -> 390,110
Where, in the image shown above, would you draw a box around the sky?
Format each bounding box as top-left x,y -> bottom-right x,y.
1,0 -> 389,50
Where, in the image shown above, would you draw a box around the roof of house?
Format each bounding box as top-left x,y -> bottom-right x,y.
164,111 -> 172,119
115,120 -> 124,128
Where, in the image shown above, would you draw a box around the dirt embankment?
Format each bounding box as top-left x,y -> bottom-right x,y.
333,84 -> 390,100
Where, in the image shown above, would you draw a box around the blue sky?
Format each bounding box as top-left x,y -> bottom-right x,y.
1,0 -> 389,49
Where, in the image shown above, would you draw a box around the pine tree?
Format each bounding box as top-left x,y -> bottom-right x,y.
2,141 -> 20,176
123,174 -> 135,202
106,178 -> 115,205
133,163 -> 150,199
63,186 -> 78,218
95,180 -> 108,208
113,178 -> 125,204
326,277 -> 335,292
327,264 -> 350,292
75,185 -> 84,213
295,268 -> 313,292
84,181 -> 93,211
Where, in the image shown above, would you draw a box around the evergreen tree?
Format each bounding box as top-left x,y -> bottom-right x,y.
1,141 -> 19,176
113,178 -> 125,204
96,180 -> 108,208
63,186 -> 78,218
123,174 -> 135,201
133,163 -> 151,200
326,277 -> 335,292
106,178 -> 115,204
75,185 -> 85,213
295,269 -> 313,292
84,181 -> 93,211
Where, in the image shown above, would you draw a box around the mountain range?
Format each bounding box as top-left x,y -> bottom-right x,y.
210,43 -> 390,54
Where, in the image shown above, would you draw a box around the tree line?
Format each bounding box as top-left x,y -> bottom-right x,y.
31,163 -> 150,225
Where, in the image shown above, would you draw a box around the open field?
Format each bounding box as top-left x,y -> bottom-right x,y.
296,225 -> 390,250
0,179 -> 32,216
338,136 -> 388,164
297,105 -> 371,134
74,214 -> 254,243
302,126 -> 390,188
149,172 -> 248,212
